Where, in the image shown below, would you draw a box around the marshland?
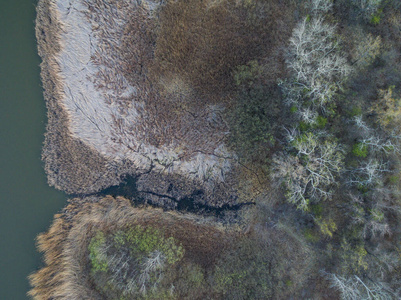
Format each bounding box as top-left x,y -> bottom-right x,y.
29,0 -> 401,299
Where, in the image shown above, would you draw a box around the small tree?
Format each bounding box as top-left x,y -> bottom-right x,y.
348,159 -> 389,187
273,131 -> 344,210
351,0 -> 383,20
307,0 -> 333,15
282,16 -> 350,111
324,272 -> 394,300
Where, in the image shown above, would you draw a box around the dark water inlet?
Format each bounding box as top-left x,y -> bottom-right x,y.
0,1 -> 66,299
101,175 -> 255,217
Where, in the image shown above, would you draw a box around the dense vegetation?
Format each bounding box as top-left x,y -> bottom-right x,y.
227,0 -> 401,298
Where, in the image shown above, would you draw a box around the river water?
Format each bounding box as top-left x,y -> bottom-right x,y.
0,0 -> 66,298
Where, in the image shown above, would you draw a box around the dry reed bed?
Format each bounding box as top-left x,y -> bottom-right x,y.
37,0 -> 237,198
29,195 -> 317,299
28,196 -> 231,299
36,0 -> 124,194
37,0 -> 295,199
36,0 -> 248,208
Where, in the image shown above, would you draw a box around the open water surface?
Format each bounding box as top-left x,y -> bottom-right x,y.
0,0 -> 66,298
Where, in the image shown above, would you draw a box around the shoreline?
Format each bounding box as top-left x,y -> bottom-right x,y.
36,0 -> 120,194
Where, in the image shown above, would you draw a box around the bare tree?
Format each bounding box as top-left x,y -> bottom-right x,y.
352,0 -> 383,19
307,0 -> 333,15
348,159 -> 390,187
352,115 -> 401,157
363,220 -> 391,239
323,272 -> 394,300
273,131 -> 344,210
138,250 -> 166,295
282,16 -> 350,111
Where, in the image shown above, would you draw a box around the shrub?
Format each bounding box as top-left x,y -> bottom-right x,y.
89,226 -> 184,299
352,142 -> 368,157
340,240 -> 368,273
304,228 -> 320,243
233,60 -> 263,87
315,115 -> 328,128
370,12 -> 382,25
228,83 -> 276,163
316,217 -> 337,238
89,231 -> 108,272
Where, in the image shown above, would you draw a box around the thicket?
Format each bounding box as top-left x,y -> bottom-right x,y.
88,226 -> 184,299
265,0 -> 401,298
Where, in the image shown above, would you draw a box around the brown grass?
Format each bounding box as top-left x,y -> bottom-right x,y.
151,0 -> 294,103
119,0 -> 296,151
28,196 -> 231,299
37,0 -> 296,196
29,195 -> 322,299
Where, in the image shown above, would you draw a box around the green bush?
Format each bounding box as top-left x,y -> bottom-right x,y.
340,240 -> 368,274
299,121 -> 311,132
352,142 -> 368,157
228,84 -> 276,162
88,226 -> 184,299
89,231 -> 108,272
315,115 -> 328,129
349,106 -> 363,117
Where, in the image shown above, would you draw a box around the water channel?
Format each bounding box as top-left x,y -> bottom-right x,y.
0,1 -> 66,298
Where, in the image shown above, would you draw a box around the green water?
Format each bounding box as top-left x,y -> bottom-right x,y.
0,0 -> 66,298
